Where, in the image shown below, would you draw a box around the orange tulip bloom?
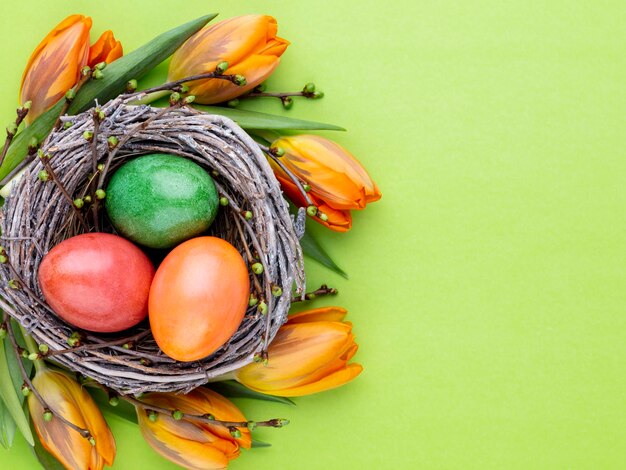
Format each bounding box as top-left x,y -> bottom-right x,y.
28,369 -> 116,470
88,31 -> 123,68
235,306 -> 363,397
20,15 -> 123,123
270,135 -> 381,231
272,165 -> 352,231
136,388 -> 251,470
168,15 -> 289,104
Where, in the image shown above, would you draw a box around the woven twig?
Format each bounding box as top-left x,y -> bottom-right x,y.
0,98 -> 306,394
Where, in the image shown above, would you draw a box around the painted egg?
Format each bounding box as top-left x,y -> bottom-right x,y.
105,153 -> 219,249
38,233 -> 155,333
149,237 -> 250,362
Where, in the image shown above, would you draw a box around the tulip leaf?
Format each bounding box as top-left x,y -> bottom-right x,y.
0,336 -> 34,446
0,399 -> 16,449
251,439 -> 272,448
0,14 -> 217,182
194,105 -> 345,131
208,381 -> 295,406
69,14 -> 218,114
300,230 -> 348,279
29,418 -> 65,470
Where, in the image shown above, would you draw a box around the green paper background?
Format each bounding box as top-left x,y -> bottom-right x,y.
1,0 -> 625,468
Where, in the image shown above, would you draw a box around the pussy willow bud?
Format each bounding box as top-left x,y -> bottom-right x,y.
38,170 -> 50,182
95,189 -> 106,200
6,122 -> 17,136
183,95 -> 196,105
92,69 -> 104,80
272,285 -> 283,297
233,75 -> 247,86
107,136 -> 119,149
303,82 -> 316,94
73,198 -> 84,209
172,410 -> 184,420
81,66 -> 92,77
95,62 -> 107,71
307,205 -> 318,217
249,294 -> 258,307
251,263 -> 264,275
65,88 -> 76,101
169,92 -> 181,105
282,96 -> 293,109
126,79 -> 138,93
270,146 -> 285,157
38,344 -> 49,354
219,197 -> 229,206
43,410 -> 53,422
83,130 -> 93,141
215,61 -> 229,74
258,301 -> 268,315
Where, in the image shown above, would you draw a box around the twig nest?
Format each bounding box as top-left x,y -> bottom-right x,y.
0,98 -> 306,394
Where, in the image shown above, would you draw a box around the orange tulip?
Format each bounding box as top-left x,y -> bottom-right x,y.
20,15 -> 123,123
136,388 -> 251,470
168,15 -> 289,104
28,369 -> 116,470
88,31 -> 123,68
235,306 -> 363,397
270,135 -> 381,231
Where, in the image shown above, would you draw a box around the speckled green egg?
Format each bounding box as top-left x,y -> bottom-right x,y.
105,154 -> 218,249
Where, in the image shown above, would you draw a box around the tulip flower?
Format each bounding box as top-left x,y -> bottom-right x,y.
269,135 -> 381,231
235,306 -> 363,396
136,388 -> 251,470
88,30 -> 123,68
28,368 -> 116,470
168,15 -> 289,104
20,15 -> 123,123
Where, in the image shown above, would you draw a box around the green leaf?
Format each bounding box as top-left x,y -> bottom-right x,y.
251,439 -> 272,448
29,418 -> 64,470
300,230 -> 348,278
0,100 -> 65,181
194,105 -> 345,131
0,14 -> 217,182
0,399 -> 16,449
69,14 -> 217,114
0,337 -> 34,446
208,381 -> 295,406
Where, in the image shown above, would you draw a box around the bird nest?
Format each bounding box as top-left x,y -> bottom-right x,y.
0,97 -> 306,394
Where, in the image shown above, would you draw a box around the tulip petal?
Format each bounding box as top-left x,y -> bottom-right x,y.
138,411 -> 232,470
273,169 -> 352,232
29,369 -> 115,470
287,306 -> 348,324
237,322 -> 355,392
276,135 -> 380,211
88,30 -> 123,67
20,15 -> 92,123
275,363 -> 364,397
168,15 -> 289,104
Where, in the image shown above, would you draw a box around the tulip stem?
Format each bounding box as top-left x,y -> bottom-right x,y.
123,395 -> 288,429
0,104 -> 30,170
291,284 -> 338,303
3,314 -> 93,440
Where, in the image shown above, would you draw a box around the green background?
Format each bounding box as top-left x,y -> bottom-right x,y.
1,0 -> 625,468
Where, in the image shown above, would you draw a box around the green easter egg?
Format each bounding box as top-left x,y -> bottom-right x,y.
105,153 -> 219,249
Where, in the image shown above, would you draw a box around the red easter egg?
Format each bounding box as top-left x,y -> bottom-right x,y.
38,233 -> 155,333
149,236 -> 250,362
